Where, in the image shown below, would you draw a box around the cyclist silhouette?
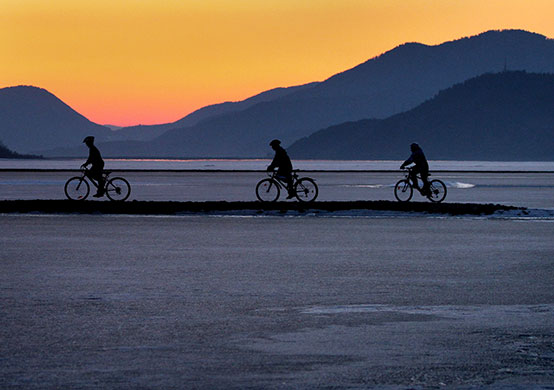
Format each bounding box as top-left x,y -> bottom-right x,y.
400,142 -> 430,195
81,136 -> 105,197
267,139 -> 295,199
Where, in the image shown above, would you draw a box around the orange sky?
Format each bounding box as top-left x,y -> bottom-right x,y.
1,0 -> 553,126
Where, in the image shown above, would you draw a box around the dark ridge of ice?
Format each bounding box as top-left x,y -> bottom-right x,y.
0,200 -> 522,216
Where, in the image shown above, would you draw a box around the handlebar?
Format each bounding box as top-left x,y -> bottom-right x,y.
266,169 -> 299,177
267,168 -> 299,172
79,166 -> 110,178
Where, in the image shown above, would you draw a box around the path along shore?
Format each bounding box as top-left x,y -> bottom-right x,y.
0,200 -> 522,216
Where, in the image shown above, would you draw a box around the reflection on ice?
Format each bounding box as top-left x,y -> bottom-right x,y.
300,303 -> 554,319
340,184 -> 391,188
445,181 -> 476,189
344,181 -> 477,189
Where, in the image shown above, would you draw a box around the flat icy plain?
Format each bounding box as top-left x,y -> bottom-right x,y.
1,214 -> 553,389
1,171 -> 554,209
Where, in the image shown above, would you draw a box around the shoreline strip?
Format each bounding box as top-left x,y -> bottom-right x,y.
0,200 -> 522,216
1,169 -> 554,173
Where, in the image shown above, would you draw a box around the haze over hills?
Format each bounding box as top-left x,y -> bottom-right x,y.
288,71 -> 554,161
0,141 -> 41,159
0,86 -> 113,153
85,29 -> 554,158
107,83 -> 319,142
3,29 -> 554,158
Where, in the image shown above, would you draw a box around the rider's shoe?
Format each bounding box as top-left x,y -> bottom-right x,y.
93,191 -> 104,198
286,192 -> 295,199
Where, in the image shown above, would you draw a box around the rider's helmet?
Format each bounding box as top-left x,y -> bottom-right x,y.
83,136 -> 95,144
269,139 -> 281,147
410,142 -> 420,152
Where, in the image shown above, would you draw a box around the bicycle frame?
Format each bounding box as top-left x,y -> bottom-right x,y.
266,170 -> 298,189
395,167 -> 446,203
403,167 -> 428,190
257,169 -> 318,202
65,167 -> 131,201
68,168 -> 110,193
80,168 -> 110,190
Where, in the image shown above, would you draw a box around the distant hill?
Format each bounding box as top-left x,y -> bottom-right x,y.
10,29 -> 554,158
0,86 -> 112,153
108,82 -> 319,142
0,82 -> 317,156
0,141 -> 41,159
89,29 -> 554,158
287,72 -> 554,161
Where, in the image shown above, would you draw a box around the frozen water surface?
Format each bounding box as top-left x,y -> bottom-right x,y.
1,158 -> 553,208
1,158 -> 554,171
1,214 -> 553,389
1,171 -> 554,209
1,158 -> 553,388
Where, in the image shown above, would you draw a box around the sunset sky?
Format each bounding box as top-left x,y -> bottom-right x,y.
2,0 -> 553,126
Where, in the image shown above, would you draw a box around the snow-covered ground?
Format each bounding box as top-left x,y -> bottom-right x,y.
1,214 -> 552,389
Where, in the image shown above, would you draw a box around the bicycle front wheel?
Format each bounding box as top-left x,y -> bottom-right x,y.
105,177 -> 131,201
295,178 -> 318,202
427,179 -> 447,203
64,177 -> 90,200
394,179 -> 413,202
256,178 -> 280,202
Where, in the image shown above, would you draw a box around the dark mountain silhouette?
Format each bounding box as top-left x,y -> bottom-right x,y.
0,86 -> 112,153
13,29 -> 554,158
108,82 -> 319,142
0,141 -> 41,159
84,29 -> 554,158
287,71 -> 554,161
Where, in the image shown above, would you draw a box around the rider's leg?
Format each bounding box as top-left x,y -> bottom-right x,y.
286,176 -> 294,198
279,170 -> 295,198
421,170 -> 430,194
97,175 -> 105,195
90,166 -> 105,196
409,170 -> 419,190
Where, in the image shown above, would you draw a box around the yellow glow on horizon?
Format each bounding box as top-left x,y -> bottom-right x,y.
1,0 -> 553,126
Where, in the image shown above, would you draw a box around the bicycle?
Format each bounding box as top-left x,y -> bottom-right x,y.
64,167 -> 131,201
394,167 -> 447,203
256,170 -> 318,202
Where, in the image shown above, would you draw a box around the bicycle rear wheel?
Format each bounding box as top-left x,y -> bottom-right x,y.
256,178 -> 280,202
294,178 -> 318,202
394,179 -> 413,202
105,177 -> 131,201
64,177 -> 90,200
427,179 -> 447,203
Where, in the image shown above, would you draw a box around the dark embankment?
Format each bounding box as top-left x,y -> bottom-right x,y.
0,200 -> 522,216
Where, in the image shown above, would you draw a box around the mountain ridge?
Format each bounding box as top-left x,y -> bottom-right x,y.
287,71 -> 554,161
0,86 -> 112,153
3,29 -> 554,158
0,140 -> 41,159
108,82 -> 319,142
107,29 -> 554,158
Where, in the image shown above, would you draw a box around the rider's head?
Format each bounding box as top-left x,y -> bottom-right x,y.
83,136 -> 95,146
410,142 -> 420,152
269,139 -> 281,150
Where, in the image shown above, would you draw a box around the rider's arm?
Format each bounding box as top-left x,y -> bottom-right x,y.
400,154 -> 414,169
82,154 -> 91,168
267,155 -> 278,171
